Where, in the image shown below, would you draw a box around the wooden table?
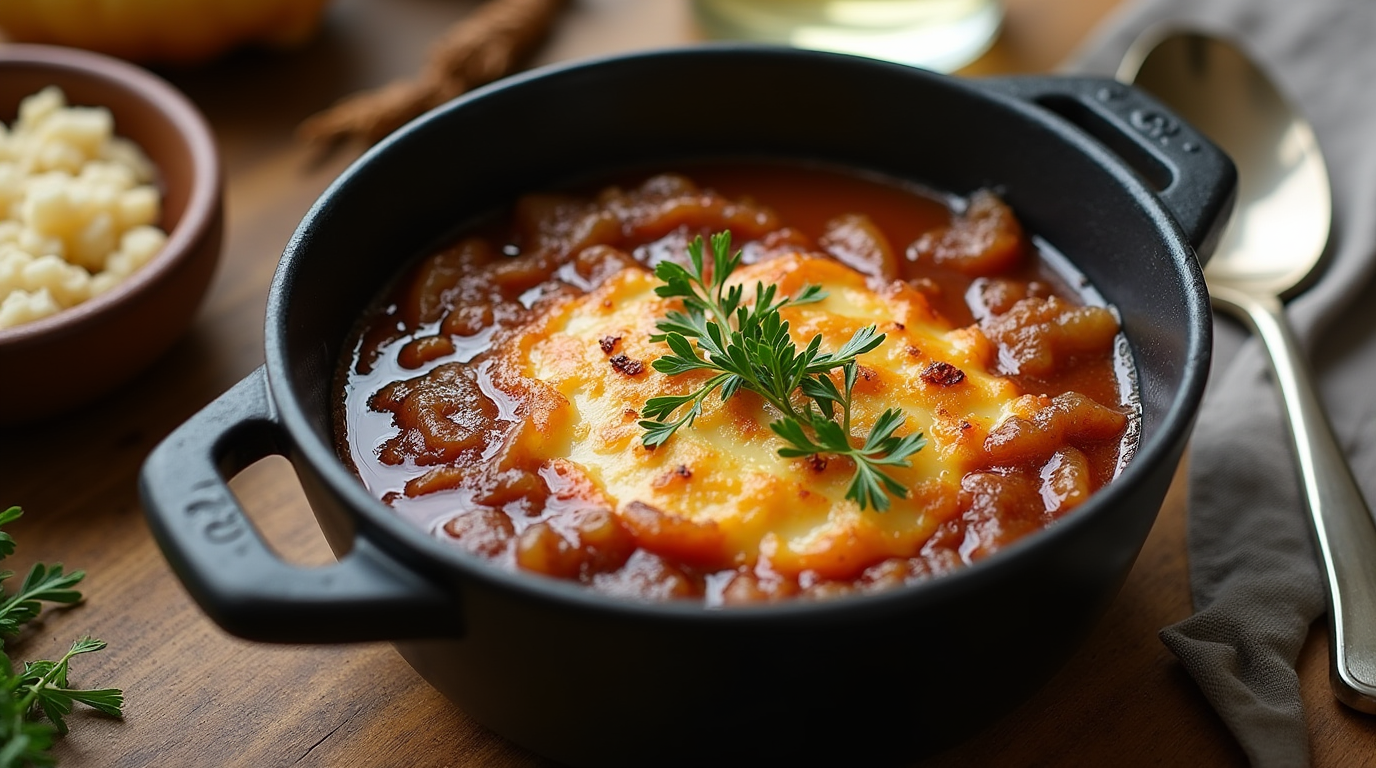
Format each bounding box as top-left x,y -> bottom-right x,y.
2,1 -> 1373,765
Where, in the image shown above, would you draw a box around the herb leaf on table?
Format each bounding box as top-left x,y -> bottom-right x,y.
0,506 -> 123,767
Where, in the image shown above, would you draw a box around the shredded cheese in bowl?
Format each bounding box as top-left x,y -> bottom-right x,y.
0,86 -> 168,329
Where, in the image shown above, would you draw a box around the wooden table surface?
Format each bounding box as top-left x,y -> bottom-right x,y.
3,1 -> 1374,766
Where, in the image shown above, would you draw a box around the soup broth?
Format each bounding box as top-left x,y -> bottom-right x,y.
334,162 -> 1138,605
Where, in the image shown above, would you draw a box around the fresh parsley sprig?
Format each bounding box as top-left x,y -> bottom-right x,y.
8,637 -> 123,734
0,564 -> 84,639
0,506 -> 123,767
638,232 -> 925,511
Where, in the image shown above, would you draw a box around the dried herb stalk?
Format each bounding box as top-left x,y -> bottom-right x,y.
299,0 -> 567,149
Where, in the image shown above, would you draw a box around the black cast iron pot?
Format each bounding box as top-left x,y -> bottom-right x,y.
141,46 -> 1234,768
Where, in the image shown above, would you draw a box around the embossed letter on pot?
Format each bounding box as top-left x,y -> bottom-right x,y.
139,46 -> 1234,768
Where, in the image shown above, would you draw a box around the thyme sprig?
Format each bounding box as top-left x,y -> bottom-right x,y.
0,506 -> 123,767
637,232 -> 925,511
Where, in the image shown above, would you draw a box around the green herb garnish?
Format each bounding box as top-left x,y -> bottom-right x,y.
0,505 -> 123,767
638,231 -> 926,511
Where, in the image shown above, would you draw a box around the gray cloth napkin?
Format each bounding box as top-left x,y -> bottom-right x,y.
1068,1 -> 1376,766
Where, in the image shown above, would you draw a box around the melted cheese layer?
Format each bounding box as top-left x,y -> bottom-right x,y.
503,254 -> 1024,579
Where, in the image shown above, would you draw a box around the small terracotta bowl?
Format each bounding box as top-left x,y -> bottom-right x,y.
0,44 -> 223,423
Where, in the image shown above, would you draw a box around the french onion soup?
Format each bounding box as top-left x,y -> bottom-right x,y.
334,163 -> 1138,605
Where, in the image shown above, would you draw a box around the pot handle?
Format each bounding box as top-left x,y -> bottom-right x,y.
140,366 -> 462,643
980,75 -> 1237,263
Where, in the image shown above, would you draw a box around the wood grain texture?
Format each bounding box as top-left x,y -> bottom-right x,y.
3,0 -> 1372,765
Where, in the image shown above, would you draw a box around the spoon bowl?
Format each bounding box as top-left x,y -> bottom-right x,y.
1119,30 -> 1330,296
1118,29 -> 1376,713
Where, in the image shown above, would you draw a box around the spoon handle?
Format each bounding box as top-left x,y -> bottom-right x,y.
1210,283 -> 1376,712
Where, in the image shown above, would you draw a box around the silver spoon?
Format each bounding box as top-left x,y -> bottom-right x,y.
1118,29 -> 1376,712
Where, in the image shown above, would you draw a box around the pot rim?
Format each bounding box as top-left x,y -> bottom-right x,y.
266,43 -> 1213,623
